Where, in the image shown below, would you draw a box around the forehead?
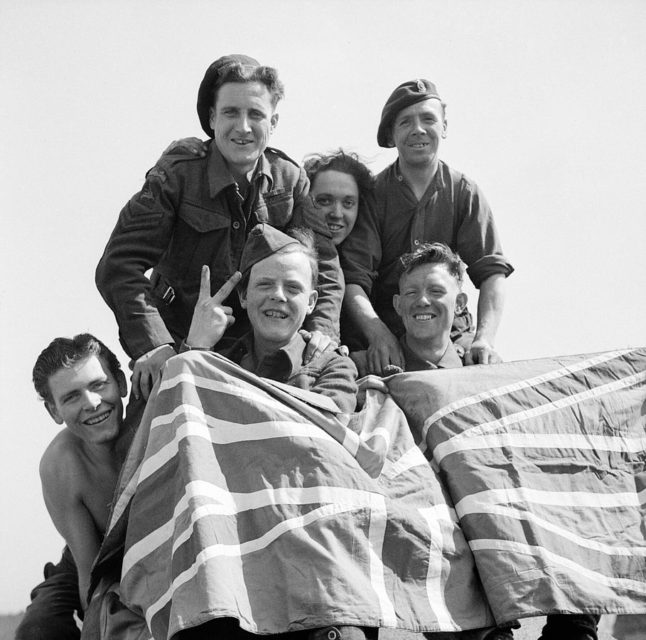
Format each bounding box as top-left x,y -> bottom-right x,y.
249,250 -> 313,286
214,81 -> 274,110
311,170 -> 359,196
400,262 -> 458,288
47,355 -> 111,401
394,97 -> 444,123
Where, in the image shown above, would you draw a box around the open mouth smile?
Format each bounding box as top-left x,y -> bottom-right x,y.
264,310 -> 288,319
84,409 -> 112,426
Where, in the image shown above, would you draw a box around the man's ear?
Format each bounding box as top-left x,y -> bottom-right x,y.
209,106 -> 216,131
455,292 -> 468,314
393,293 -> 402,317
45,402 -> 64,425
117,370 -> 128,398
238,288 -> 247,309
306,290 -> 318,315
270,112 -> 279,132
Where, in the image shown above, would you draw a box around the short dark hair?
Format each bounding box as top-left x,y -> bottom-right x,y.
214,63 -> 285,108
239,227 -> 319,294
33,334 -> 123,405
398,242 -> 464,287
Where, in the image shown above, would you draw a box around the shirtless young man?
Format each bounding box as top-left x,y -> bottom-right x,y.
16,334 -> 132,639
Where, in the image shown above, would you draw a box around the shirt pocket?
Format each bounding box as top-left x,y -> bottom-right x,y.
256,189 -> 294,227
165,202 -> 231,284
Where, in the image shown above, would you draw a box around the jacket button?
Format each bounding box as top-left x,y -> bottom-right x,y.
232,221 -> 241,230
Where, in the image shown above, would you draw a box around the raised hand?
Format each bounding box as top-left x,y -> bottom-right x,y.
186,266 -> 242,349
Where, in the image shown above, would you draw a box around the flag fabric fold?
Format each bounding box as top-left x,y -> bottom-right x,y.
87,348 -> 646,640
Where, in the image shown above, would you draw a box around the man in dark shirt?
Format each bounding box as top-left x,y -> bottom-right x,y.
340,79 -> 513,376
96,55 -> 342,401
390,243 -> 599,640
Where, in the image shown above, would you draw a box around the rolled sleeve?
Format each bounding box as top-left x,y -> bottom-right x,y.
455,178 -> 514,288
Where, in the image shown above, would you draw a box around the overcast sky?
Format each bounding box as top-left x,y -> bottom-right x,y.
1,0 -> 645,613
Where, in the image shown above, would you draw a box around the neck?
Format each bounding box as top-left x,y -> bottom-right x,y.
252,336 -> 290,363
404,333 -> 449,366
399,158 -> 439,199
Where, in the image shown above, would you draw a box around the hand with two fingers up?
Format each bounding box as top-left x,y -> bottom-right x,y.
186,266 -> 242,350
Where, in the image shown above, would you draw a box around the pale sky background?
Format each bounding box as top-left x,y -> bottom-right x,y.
1,0 -> 644,613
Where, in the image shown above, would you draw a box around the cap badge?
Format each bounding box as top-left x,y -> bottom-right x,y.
416,79 -> 426,93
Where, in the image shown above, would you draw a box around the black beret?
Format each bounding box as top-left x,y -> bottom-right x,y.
377,79 -> 442,148
197,54 -> 260,138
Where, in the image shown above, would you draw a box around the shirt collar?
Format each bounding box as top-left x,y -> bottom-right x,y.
227,331 -> 306,380
393,158 -> 446,193
400,334 -> 463,371
207,143 -> 273,198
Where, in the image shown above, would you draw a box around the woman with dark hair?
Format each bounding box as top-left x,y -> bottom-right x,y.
302,149 -> 374,247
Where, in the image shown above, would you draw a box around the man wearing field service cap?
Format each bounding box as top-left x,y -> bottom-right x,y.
183,224 -> 358,415
340,79 -> 514,376
96,54 -> 343,401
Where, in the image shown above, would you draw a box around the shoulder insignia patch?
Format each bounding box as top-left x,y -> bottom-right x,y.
265,146 -> 300,168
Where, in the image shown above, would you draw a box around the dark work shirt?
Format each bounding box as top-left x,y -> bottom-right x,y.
221,332 -> 358,414
340,160 -> 513,340
96,142 -> 343,359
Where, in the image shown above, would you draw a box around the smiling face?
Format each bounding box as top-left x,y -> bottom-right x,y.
240,249 -> 318,353
309,169 -> 360,245
393,262 -> 465,346
210,81 -> 278,179
390,98 -> 447,170
45,355 -> 127,447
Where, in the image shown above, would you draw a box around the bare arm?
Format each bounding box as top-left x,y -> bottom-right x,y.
40,449 -> 102,610
344,284 -> 404,375
466,273 -> 506,365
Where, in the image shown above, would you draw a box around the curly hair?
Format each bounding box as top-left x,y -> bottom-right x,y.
303,149 -> 374,198
399,242 -> 464,285
33,334 -> 123,405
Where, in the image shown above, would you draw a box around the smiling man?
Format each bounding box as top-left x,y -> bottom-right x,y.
16,334 -> 133,640
96,55 -> 342,401
340,79 -> 514,375
183,224 -> 358,416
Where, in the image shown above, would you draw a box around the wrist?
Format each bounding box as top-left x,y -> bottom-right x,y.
179,339 -> 211,353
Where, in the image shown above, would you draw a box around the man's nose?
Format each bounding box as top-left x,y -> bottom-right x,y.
82,390 -> 102,410
270,284 -> 287,300
412,116 -> 425,133
236,114 -> 252,133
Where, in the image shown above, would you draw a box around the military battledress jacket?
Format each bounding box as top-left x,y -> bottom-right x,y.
96,142 -> 343,359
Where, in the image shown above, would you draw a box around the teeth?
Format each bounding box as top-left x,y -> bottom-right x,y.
85,410 -> 110,425
413,314 -> 435,320
328,224 -> 343,231
265,310 -> 287,319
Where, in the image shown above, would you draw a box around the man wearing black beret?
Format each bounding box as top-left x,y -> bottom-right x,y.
96,55 -> 343,401
340,79 -> 514,376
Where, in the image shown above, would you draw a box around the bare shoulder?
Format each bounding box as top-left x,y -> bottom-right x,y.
39,430 -> 85,500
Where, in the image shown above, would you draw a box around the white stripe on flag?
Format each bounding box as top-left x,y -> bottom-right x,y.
144,498 -> 389,628
470,538 -> 646,595
456,498 -> 646,557
420,504 -> 460,629
434,431 -> 646,466
418,350 -> 639,452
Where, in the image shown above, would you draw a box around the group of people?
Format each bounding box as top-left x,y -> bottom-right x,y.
17,54 -> 602,640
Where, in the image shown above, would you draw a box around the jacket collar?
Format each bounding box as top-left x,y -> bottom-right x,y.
225,331 -> 306,381
207,142 -> 273,198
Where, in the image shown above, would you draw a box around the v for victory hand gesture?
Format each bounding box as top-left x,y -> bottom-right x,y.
186,266 -> 242,350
